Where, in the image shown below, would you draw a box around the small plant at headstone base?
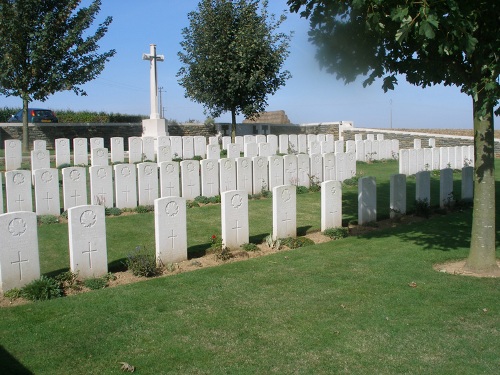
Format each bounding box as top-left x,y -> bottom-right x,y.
391,150 -> 399,160
165,262 -> 179,272
187,200 -> 200,208
83,276 -> 108,290
307,174 -> 321,192
125,246 -> 164,277
241,243 -> 259,252
264,234 -> 282,250
209,234 -> 232,261
463,158 -> 472,167
54,270 -> 80,292
37,215 -> 59,225
296,185 -> 308,194
261,187 -> 272,198
342,175 -> 359,187
21,275 -> 62,301
136,205 -> 154,214
105,207 -> 122,216
195,195 -> 210,204
220,149 -> 228,158
280,236 -> 315,249
443,192 -> 456,211
191,155 -> 203,161
60,210 -> 69,219
3,288 -> 22,301
361,221 -> 379,228
323,227 -> 349,240
424,163 -> 430,171
414,198 -> 431,218
207,195 -> 221,204
390,208 -> 404,222
94,194 -> 107,207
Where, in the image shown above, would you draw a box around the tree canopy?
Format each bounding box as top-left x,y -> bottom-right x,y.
287,0 -> 499,273
0,0 -> 115,150
177,0 -> 292,139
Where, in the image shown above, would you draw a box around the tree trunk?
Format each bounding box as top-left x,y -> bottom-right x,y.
22,97 -> 29,152
466,92 -> 499,273
231,108 -> 236,143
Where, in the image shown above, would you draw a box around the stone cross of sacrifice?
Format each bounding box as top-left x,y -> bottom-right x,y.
142,44 -> 164,120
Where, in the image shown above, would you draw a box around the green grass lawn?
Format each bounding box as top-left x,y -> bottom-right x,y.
1,160 -> 499,374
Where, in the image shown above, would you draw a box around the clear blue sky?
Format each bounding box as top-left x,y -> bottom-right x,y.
1,0 -> 481,129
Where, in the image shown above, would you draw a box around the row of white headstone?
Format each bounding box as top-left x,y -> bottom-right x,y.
0,153 -> 357,214
399,145 -> 474,175
0,181 -> 343,292
360,166 -> 474,225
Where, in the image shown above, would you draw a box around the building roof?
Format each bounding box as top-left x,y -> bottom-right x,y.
242,110 -> 291,124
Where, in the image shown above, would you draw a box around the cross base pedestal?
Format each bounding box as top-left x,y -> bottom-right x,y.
142,118 -> 168,138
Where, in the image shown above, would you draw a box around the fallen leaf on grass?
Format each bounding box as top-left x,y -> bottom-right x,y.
408,282 -> 417,288
119,362 -> 135,372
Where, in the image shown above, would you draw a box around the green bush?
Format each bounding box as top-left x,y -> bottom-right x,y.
194,196 -> 210,204
105,207 -> 122,216
21,276 -> 62,301
38,215 -> 59,225
280,236 -> 315,249
136,205 -> 154,214
241,243 -> 259,252
296,185 -> 309,194
3,288 -> 22,300
125,246 -> 163,277
208,195 -> 221,204
414,198 -> 431,218
323,227 -> 349,240
187,200 -> 200,208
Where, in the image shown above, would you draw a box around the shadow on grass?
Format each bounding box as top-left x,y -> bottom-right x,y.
297,225 -> 312,236
356,210 -> 474,251
0,345 -> 33,375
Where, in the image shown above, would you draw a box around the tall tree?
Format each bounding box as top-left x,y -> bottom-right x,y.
287,0 -> 499,273
0,0 -> 115,151
178,0 -> 292,140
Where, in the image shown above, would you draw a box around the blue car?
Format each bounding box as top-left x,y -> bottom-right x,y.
8,108 -> 59,123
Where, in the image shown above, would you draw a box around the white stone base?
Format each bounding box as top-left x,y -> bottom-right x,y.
142,118 -> 168,138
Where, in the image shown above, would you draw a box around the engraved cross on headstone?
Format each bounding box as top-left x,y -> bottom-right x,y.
11,251 -> 29,280
142,44 -> 165,120
82,242 -> 98,268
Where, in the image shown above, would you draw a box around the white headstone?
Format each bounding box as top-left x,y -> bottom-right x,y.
170,136 -> 183,159
428,138 -> 436,148
266,134 -> 278,154
157,135 -> 171,148
114,164 -> 138,209
200,159 -> 220,197
33,140 -> 47,151
68,205 -> 108,278
155,197 -> 187,264
448,147 -> 456,169
288,134 -> 298,153
323,153 -> 336,181
439,147 -> 449,169
258,142 -> 273,157
354,134 -> 363,142
423,148 -> 433,171
355,140 -> 365,162
309,153 -> 323,184
432,147 -> 440,171
206,144 -> 221,160
34,168 -> 60,216
142,136 -> 156,162
208,136 -> 218,145
73,138 -> 89,165
219,158 -> 237,193
461,166 -> 473,202
440,168 -> 454,208
244,135 -> 255,144
128,137 -> 143,163
297,134 -> 307,154
4,140 -> 22,171
390,174 -> 406,218
416,148 -> 425,172
376,134 -> 384,141
321,141 -> 334,154
222,136 -> 231,150
334,140 -> 344,154
256,135 -> 267,144
321,180 -> 342,231
236,157 -> 253,195
221,190 -> 249,249
415,171 -> 431,205
90,137 -> 104,149
272,185 -> 296,240
5,170 -> 32,212
336,153 -> 347,181
346,152 -> 357,178
0,174 -> 3,214
408,149 -> 417,175
399,149 -> 409,175
414,139 -> 422,149
194,136 -> 206,158
244,142 -> 259,158
283,154 -> 298,185
235,136 -> 244,148
31,149 -> 50,174
252,156 -> 269,194
159,161 -> 181,197
62,167 -> 88,211
364,140 -> 373,162
268,155 -> 284,190
279,134 -> 289,154
157,144 -> 172,164
90,147 -> 109,167
227,143 -> 241,159
55,138 -> 71,167
180,160 -> 200,200
297,154 -> 310,188
137,162 -> 159,206
0,212 -> 40,292
90,165 -> 114,207
182,136 -> 195,160
358,177 -> 376,225
366,134 -> 375,141
308,141 -> 321,156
